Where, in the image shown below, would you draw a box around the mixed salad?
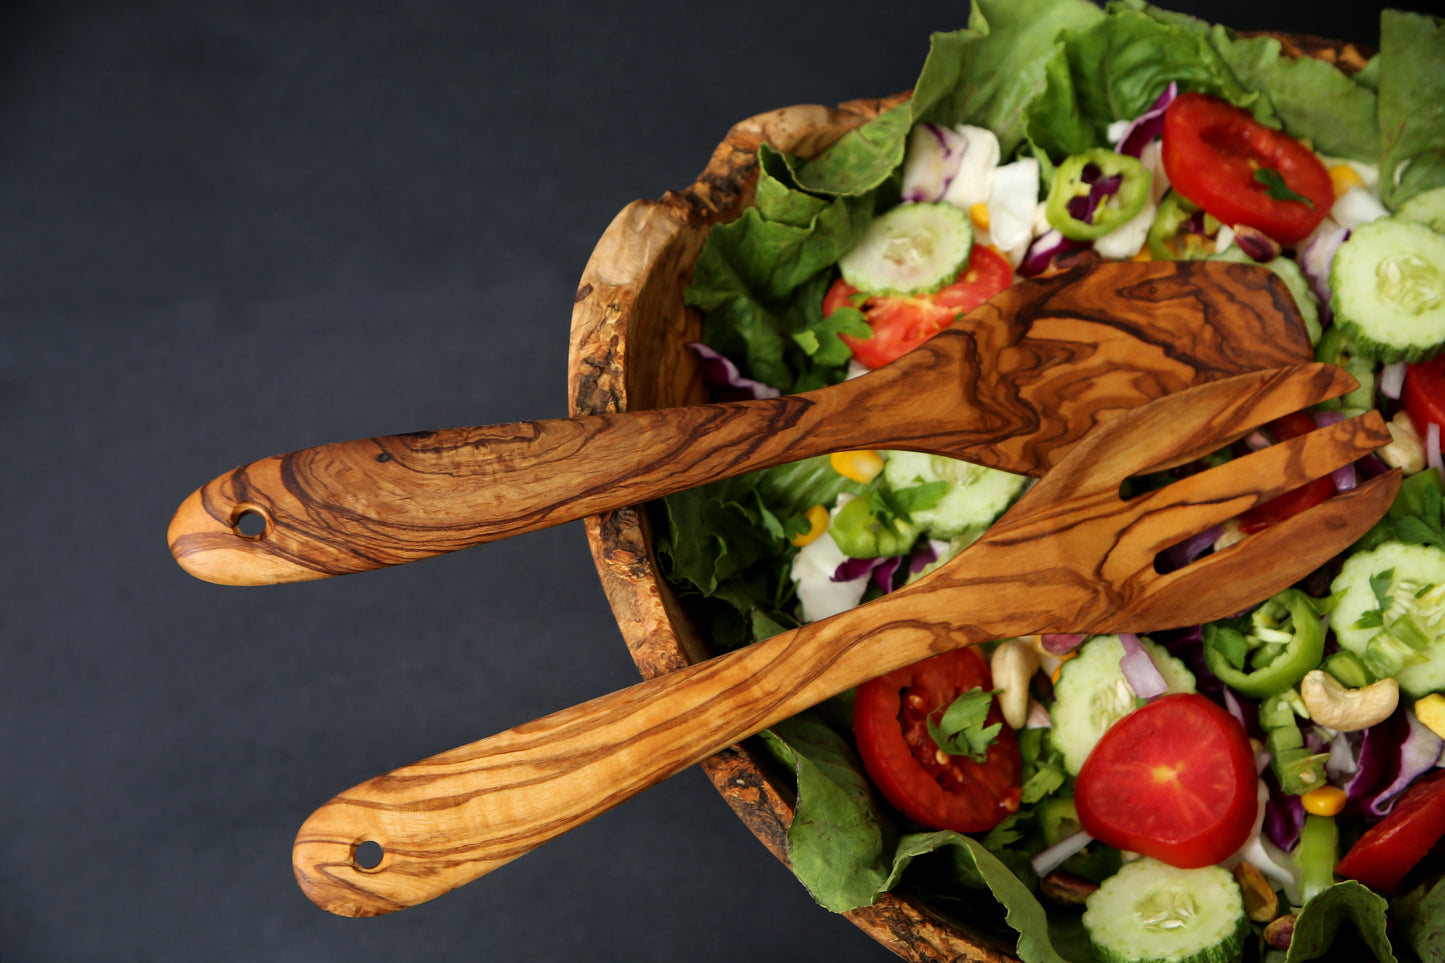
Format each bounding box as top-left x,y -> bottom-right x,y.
660,1 -> 1445,961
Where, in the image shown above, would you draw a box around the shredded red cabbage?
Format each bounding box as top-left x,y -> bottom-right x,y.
1114,82 -> 1177,158
1338,712 -> 1405,818
1018,230 -> 1088,277
1363,709 -> 1444,818
687,342 -> 781,401
1264,779 -> 1306,851
832,539 -> 942,594
1299,224 -> 1350,311
901,123 -> 970,203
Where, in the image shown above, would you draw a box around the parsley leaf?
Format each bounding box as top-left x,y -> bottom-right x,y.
1371,567 -> 1396,613
926,687 -> 1002,762
1254,167 -> 1316,209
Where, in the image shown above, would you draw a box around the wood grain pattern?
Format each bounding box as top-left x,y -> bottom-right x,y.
292,365 -> 1399,917
168,260 -> 1311,586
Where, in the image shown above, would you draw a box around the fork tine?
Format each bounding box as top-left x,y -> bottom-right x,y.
1108,469 -> 1401,631
1022,363 -> 1361,502
1125,409 -> 1391,550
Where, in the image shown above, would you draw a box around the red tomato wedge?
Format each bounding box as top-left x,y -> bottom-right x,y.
1403,355 -> 1445,438
1237,411 -> 1336,534
854,647 -> 1022,833
1074,693 -> 1258,868
827,244 -> 1013,370
1161,92 -> 1333,246
1336,770 -> 1445,894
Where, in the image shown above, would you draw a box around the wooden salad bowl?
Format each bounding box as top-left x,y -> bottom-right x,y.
564,34 -> 1368,963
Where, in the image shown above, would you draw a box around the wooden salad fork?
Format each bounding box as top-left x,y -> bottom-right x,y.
168,259 -> 1313,585
292,363 -> 1400,918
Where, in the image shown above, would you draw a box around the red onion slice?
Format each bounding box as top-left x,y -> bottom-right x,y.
1118,632 -> 1168,699
1041,633 -> 1087,655
1030,829 -> 1094,877
1380,361 -> 1407,401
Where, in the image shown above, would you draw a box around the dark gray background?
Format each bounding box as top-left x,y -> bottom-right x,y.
0,1 -> 1394,960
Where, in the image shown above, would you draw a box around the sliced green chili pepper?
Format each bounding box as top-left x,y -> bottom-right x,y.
1045,148 -> 1150,241
1203,589 -> 1324,698
1259,690 -> 1329,795
827,494 -> 920,558
1295,813 -> 1338,905
1146,190 -> 1201,260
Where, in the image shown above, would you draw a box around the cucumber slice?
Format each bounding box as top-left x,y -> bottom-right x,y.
1330,541 -> 1445,696
1329,217 -> 1445,363
1398,186 -> 1445,235
1050,635 -> 1197,774
1082,858 -> 1249,963
837,202 -> 974,296
880,451 -> 1027,540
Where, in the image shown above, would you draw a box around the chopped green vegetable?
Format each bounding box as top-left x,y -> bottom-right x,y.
926,688 -> 1003,761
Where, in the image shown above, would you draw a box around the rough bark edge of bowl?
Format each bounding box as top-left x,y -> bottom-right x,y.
565,33 -> 1364,963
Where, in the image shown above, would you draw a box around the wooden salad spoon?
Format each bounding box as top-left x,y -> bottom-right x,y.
168,259 -> 1313,586
292,363 -> 1399,918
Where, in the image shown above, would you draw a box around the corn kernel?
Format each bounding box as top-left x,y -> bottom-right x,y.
1329,163 -> 1365,199
1416,693 -> 1445,740
1300,785 -> 1348,817
830,449 -> 884,484
790,504 -> 830,547
1130,245 -> 1153,262
969,202 -> 991,232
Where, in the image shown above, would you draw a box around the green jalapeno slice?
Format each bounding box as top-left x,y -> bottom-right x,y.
1203,588 -> 1324,698
1045,148 -> 1151,241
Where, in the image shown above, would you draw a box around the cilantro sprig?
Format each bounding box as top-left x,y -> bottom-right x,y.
927,687 -> 1003,762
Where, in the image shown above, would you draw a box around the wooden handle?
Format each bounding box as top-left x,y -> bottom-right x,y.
292,570 -> 1014,916
168,259 -> 1315,585
166,347 -> 992,585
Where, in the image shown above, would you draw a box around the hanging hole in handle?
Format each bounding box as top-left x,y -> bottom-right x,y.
352,839 -> 386,872
230,505 -> 270,539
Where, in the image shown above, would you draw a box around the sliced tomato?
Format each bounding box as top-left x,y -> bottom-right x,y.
828,244 -> 1013,370
1161,92 -> 1333,246
1074,693 -> 1257,868
853,647 -> 1022,833
1336,770 -> 1445,894
1402,355 -> 1445,438
1237,411 -> 1335,534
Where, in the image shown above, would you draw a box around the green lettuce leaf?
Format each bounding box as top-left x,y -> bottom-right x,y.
1395,874 -> 1445,962
1285,881 -> 1397,963
912,0 -> 1105,158
655,455 -> 867,647
1378,9 -> 1445,210
757,713 -> 892,912
1209,31 -> 1379,162
759,710 -> 1088,962
1025,7 -> 1259,160
685,146 -> 877,392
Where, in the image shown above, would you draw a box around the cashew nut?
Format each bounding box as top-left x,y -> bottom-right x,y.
1379,410 -> 1427,474
1299,670 -> 1399,732
991,639 -> 1040,729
